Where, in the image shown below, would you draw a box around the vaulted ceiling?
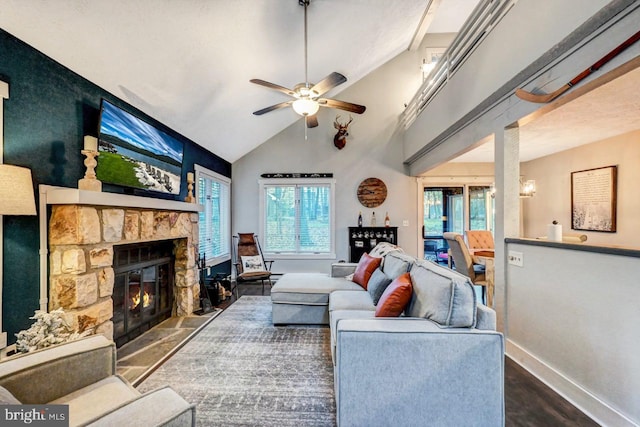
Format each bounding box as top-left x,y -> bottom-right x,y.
450,65 -> 640,163
0,0 -> 477,163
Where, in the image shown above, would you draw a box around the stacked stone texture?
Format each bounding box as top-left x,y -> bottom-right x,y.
48,205 -> 200,341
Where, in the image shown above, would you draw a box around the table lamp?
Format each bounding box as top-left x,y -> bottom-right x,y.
0,164 -> 37,215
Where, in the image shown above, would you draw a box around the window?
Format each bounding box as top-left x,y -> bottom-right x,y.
423,187 -> 464,237
259,179 -> 335,259
468,186 -> 494,232
195,165 -> 231,266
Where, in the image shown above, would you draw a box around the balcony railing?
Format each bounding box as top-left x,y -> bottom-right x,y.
399,0 -> 516,130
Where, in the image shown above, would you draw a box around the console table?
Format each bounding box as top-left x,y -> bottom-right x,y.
348,226 -> 398,262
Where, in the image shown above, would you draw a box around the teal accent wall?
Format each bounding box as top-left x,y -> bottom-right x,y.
0,28 -> 231,343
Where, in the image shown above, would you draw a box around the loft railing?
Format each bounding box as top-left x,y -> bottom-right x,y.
399,0 -> 516,130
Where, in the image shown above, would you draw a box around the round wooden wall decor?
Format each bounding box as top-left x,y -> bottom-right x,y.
357,177 -> 387,208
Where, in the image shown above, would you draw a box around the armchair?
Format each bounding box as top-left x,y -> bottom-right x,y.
465,229 -> 495,250
444,232 -> 488,305
232,233 -> 274,295
0,335 -> 195,426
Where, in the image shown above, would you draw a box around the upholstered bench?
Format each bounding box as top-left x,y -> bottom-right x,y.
271,272 -> 362,325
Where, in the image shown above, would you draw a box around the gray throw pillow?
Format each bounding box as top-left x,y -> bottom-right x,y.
367,268 -> 393,305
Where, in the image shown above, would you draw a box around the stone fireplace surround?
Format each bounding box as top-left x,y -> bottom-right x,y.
45,188 -> 202,341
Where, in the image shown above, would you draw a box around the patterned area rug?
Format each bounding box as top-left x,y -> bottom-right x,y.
137,296 -> 336,426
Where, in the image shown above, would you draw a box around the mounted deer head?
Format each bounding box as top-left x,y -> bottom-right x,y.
333,115 -> 353,150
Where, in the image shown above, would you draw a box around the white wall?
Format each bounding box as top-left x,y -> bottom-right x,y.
522,130 -> 640,247
506,242 -> 640,426
232,34 -> 455,272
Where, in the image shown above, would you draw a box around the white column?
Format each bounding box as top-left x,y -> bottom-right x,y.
0,80 -> 9,349
493,125 -> 520,334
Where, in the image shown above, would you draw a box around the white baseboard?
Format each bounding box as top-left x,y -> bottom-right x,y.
506,339 -> 638,427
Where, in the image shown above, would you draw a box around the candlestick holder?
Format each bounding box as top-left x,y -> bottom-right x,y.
78,150 -> 102,191
184,173 -> 195,203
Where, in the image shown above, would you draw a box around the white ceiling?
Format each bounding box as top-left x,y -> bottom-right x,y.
0,0 -> 478,163
450,65 -> 640,163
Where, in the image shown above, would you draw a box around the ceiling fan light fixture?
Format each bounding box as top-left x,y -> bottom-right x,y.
292,98 -> 319,116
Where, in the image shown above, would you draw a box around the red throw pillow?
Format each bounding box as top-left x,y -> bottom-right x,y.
375,272 -> 413,317
352,253 -> 382,290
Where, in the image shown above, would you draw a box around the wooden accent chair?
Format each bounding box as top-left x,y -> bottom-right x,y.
443,232 -> 487,305
232,233 -> 273,295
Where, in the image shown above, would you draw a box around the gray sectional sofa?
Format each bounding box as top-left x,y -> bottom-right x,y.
271,250 -> 505,426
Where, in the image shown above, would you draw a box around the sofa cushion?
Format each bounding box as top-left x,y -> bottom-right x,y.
352,253 -> 382,289
271,273 -> 362,305
369,242 -> 403,266
366,268 -> 392,305
407,260 -> 477,328
83,386 -> 195,427
382,252 -> 414,280
375,273 -> 413,317
329,291 -> 375,312
51,375 -> 139,427
0,385 -> 20,404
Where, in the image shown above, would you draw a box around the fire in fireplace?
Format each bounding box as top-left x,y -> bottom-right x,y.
112,241 -> 175,346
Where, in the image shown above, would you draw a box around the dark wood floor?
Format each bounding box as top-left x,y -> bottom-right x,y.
218,282 -> 599,427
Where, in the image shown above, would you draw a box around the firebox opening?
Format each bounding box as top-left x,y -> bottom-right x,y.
113,241 -> 175,347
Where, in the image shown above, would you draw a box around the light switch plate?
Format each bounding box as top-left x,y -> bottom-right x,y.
402,220 -> 409,226
508,251 -> 524,267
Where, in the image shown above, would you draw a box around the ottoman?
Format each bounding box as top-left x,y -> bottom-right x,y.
271,272 -> 363,325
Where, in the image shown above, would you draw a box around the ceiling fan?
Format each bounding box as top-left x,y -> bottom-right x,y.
250,0 -> 366,128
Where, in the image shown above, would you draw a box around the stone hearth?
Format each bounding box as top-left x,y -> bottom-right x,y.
48,205 -> 200,341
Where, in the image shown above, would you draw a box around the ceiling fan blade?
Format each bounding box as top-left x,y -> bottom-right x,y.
318,98 -> 366,114
252,101 -> 293,115
250,79 -> 297,97
306,114 -> 319,128
310,72 -> 347,97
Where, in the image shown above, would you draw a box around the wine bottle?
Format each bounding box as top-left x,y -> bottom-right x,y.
358,211 -> 363,227
384,212 -> 390,227
371,212 -> 376,226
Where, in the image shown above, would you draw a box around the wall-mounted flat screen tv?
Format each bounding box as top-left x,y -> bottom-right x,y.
96,99 -> 184,195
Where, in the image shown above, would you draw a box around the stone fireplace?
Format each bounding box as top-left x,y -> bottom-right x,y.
47,199 -> 200,342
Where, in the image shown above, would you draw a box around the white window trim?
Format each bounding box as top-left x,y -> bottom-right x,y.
195,164 -> 231,267
259,178 -> 336,260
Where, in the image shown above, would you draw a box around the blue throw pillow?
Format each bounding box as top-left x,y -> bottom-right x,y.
367,268 -> 393,305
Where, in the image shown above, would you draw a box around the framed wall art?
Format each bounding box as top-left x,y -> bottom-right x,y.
571,165 -> 617,232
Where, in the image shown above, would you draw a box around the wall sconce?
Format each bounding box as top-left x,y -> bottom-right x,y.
519,178 -> 536,198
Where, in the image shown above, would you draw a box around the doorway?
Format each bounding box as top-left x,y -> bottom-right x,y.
422,184 -> 494,261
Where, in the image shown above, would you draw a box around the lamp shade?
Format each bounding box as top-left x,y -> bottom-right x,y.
292,98 -> 319,116
0,165 -> 37,215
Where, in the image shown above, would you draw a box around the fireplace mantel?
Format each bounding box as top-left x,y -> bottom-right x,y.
44,186 -> 204,212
